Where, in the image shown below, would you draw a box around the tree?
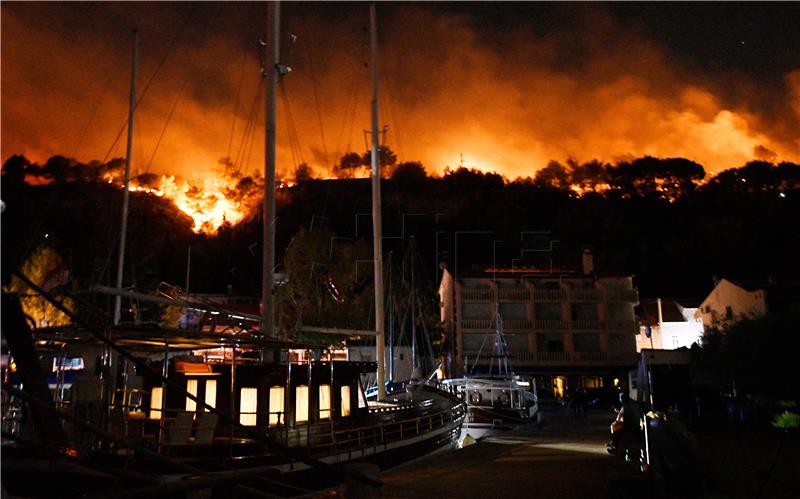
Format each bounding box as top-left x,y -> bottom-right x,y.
569,159 -> 610,193
275,227 -> 373,343
294,163 -> 315,183
533,160 -> 570,190
5,244 -> 75,328
333,152 -> 364,179
390,161 -> 427,186
696,312 -> 800,401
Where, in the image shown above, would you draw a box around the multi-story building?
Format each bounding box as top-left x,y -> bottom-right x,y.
439,259 -> 639,400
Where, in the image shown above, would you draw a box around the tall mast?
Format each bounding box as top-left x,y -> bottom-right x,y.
370,3 -> 386,401
262,1 -> 280,339
113,30 -> 138,325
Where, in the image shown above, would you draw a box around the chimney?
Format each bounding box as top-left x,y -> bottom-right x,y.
581,249 -> 594,275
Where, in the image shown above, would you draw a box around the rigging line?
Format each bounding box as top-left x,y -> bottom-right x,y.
344,74 -> 362,154
100,4 -> 198,165
383,76 -> 404,162
71,73 -> 115,159
333,73 -> 360,164
301,15 -> 330,170
244,82 -> 265,174
144,78 -> 189,174
233,79 -> 264,174
226,47 -> 249,163
279,82 -> 306,167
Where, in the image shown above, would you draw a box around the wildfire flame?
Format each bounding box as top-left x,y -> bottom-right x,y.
106,169 -> 272,235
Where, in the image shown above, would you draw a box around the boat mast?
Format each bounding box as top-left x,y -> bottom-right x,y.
370,3 -> 386,400
262,1 -> 280,340
113,29 -> 138,325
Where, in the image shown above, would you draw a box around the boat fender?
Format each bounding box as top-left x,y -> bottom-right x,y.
469,391 -> 482,405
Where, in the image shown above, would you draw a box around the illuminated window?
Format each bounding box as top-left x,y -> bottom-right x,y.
185,379 -> 198,412
340,385 -> 351,417
204,379 -> 217,412
295,385 -> 309,423
582,376 -> 604,389
268,386 -> 284,427
239,387 -> 258,426
149,387 -> 163,420
319,384 -> 331,420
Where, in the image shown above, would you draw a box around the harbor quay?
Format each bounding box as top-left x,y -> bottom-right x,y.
377,404 -> 647,499
319,401 -> 800,499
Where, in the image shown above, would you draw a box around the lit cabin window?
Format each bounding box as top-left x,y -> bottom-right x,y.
319,384 -> 332,420
239,387 -> 258,426
149,387 -> 163,419
204,379 -> 217,412
340,385 -> 351,417
185,379 -> 198,412
268,386 -> 284,427
295,385 -> 309,423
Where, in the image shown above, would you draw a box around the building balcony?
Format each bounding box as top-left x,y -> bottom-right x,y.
460,319 -> 494,330
503,319 -> 533,331
606,320 -> 636,332
497,288 -> 531,301
461,289 -> 494,301
574,351 -> 606,362
534,319 -> 569,330
571,320 -> 604,331
605,289 -> 639,303
532,289 -> 567,301
462,349 -> 636,367
569,289 -> 602,302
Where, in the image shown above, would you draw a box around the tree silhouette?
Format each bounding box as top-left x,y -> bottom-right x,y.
534,160 -> 570,190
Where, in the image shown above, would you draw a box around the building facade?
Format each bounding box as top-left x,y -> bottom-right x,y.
635,298 -> 704,351
439,267 -> 639,399
695,277 -> 800,332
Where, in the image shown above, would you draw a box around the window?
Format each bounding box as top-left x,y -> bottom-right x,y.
340,385 -> 352,417
571,303 -> 598,321
725,306 -> 733,320
319,384 -> 332,420
204,380 -> 217,412
535,303 -> 562,320
537,333 -> 564,352
295,385 -> 309,423
239,387 -> 258,426
573,333 -> 600,352
268,386 -> 284,427
149,387 -> 163,420
582,376 -> 603,389
185,379 -> 198,412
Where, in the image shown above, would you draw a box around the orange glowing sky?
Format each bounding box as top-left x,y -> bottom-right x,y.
3,2 -> 799,182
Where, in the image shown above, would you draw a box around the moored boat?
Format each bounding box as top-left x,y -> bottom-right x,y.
440,310 -> 538,443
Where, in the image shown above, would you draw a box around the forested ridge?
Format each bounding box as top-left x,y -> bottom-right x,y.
3,154 -> 799,327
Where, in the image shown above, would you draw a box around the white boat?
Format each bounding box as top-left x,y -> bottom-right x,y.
440,310 -> 538,442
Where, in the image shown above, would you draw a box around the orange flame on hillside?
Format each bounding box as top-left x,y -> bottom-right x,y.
106,169 -> 274,235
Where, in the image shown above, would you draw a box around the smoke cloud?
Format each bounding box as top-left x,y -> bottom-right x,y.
3,2 -> 798,182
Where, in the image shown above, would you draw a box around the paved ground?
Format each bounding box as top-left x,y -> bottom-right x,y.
316,403 -> 800,498
376,404 -> 653,499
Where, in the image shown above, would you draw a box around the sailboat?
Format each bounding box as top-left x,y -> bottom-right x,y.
440,305 -> 539,442
1,4 -> 464,497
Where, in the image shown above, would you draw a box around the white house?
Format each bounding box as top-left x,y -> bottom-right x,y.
636,298 -> 703,351
694,277 -> 800,332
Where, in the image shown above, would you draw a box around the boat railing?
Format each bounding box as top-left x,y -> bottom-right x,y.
310,402 -> 466,455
